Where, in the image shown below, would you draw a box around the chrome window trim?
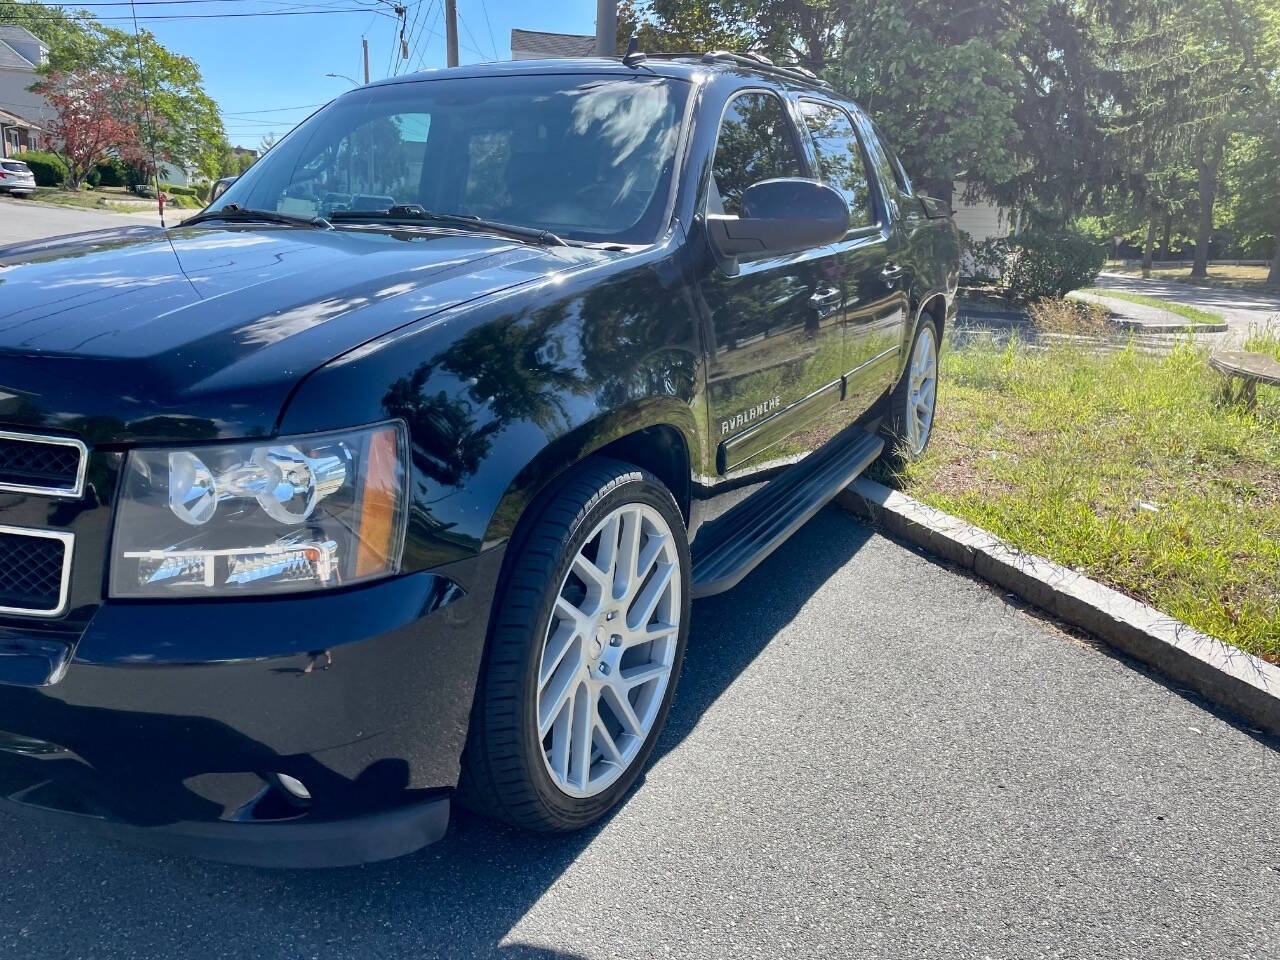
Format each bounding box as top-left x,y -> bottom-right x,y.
0,431 -> 89,498
0,524 -> 75,618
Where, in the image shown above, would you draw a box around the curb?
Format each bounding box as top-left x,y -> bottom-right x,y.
1067,291 -> 1230,334
1108,318 -> 1230,334
836,476 -> 1280,737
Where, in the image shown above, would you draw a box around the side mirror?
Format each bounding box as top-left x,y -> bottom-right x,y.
210,176 -> 236,202
706,178 -> 849,260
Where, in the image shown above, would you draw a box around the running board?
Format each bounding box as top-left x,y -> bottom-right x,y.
690,430 -> 884,598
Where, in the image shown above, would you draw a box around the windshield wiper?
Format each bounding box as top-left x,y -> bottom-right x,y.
330,205 -> 566,246
185,204 -> 332,229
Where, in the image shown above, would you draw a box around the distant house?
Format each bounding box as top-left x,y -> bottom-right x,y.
950,180 -> 1013,245
510,29 -> 595,60
0,25 -> 52,131
0,105 -> 43,157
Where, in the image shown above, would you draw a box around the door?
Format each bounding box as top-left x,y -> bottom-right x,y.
697,90 -> 847,475
796,100 -> 907,415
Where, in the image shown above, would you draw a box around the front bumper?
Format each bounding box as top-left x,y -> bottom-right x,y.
0,550 -> 502,866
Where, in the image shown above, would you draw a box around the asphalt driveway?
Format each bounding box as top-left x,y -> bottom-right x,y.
0,507 -> 1275,959
0,197 -> 183,247
1096,271 -> 1280,345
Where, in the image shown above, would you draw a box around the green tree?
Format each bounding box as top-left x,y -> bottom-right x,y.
8,4 -> 225,184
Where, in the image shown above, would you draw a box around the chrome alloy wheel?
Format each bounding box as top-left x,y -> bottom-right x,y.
906,325 -> 938,456
536,502 -> 681,799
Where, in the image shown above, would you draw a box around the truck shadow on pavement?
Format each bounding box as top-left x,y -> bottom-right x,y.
0,509 -> 874,960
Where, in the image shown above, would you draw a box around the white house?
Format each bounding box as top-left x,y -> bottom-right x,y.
0,25 -> 53,132
950,180 -> 1012,245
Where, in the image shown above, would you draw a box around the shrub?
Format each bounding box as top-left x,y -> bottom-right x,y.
12,150 -> 66,187
961,233 -> 1011,284
92,159 -> 127,187
1027,298 -> 1108,335
85,166 -> 101,188
161,183 -> 198,199
1000,228 -> 1106,302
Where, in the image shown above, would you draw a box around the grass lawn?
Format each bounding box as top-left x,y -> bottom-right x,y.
1082,289 -> 1225,325
1246,327 -> 1280,362
1104,263 -> 1277,292
874,332 -> 1280,661
20,186 -> 156,214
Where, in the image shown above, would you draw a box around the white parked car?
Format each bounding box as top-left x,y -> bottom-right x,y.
0,159 -> 36,197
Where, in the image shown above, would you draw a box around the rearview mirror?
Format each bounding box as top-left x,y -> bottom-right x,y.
706,178 -> 850,261
210,176 -> 236,202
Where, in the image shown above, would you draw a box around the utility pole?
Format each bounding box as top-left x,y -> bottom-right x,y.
362,35 -> 370,83
595,0 -> 617,56
444,0 -> 458,67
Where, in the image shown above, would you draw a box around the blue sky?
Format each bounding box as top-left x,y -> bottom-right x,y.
57,0 -> 599,150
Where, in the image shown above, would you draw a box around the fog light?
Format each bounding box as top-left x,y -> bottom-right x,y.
274,773 -> 311,801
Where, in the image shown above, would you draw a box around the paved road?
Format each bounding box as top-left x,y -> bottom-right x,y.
0,197 -> 183,246
0,507 -> 1275,959
1096,271 -> 1280,345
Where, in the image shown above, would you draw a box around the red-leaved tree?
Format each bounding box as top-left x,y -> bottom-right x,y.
35,70 -> 140,190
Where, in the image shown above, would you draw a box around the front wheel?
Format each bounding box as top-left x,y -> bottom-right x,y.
883,319 -> 939,461
460,457 -> 691,831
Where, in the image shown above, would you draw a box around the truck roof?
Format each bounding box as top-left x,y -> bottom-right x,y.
368,51 -> 832,95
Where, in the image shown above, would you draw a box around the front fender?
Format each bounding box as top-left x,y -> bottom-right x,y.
278,245 -> 702,574
482,396 -> 702,548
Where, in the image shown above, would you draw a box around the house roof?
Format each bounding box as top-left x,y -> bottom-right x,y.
0,38 -> 35,70
509,29 -> 596,58
0,25 -> 45,47
0,106 -> 41,129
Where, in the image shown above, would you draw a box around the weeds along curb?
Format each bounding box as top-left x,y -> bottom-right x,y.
836,476 -> 1280,737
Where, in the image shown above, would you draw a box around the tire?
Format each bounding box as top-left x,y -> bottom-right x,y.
459,456 -> 691,832
881,318 -> 939,463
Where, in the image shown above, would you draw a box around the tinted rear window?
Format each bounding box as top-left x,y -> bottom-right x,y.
1,161 -> 30,173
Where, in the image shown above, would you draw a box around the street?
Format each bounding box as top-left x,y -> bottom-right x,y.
0,197 -> 182,247
0,508 -> 1275,960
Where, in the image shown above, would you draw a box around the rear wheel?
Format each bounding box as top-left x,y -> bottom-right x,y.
460,457 -> 690,831
883,319 -> 939,461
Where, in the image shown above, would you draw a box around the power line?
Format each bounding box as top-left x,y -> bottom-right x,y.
397,0 -> 436,76
454,7 -> 487,60
476,0 -> 498,61
390,0 -> 420,76
222,102 -> 324,115
6,7 -> 394,20
410,0 -> 440,72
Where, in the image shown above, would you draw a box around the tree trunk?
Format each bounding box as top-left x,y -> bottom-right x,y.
1141,217 -> 1156,279
1160,212 -> 1172,260
1192,135 -> 1226,280
1268,226 -> 1280,286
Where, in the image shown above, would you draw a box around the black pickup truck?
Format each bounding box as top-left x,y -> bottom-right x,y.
0,52 -> 958,866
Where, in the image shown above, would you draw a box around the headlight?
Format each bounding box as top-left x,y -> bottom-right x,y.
109,422 -> 408,598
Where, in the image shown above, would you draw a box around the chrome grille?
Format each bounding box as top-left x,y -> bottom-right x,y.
0,526 -> 74,617
0,431 -> 87,497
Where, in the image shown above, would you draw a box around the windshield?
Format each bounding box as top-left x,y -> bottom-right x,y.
211,74 -> 689,245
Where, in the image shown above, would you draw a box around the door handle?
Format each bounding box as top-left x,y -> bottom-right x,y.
807,286 -> 842,307
807,286 -> 842,319
882,263 -> 904,281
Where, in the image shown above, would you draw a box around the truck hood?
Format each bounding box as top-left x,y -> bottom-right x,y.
0,224 -> 578,443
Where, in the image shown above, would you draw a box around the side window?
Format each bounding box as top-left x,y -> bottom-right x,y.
872,121 -> 913,196
798,100 -> 876,229
710,91 -> 803,216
